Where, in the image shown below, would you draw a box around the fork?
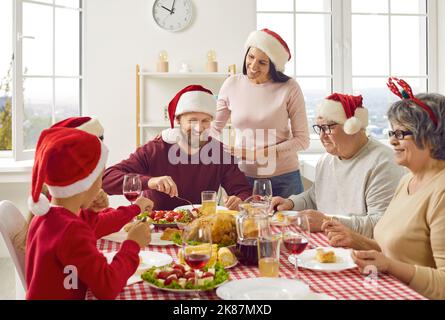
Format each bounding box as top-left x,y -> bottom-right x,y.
175,196 -> 196,210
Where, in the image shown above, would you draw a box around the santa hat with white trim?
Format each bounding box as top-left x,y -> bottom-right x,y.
51,116 -> 104,140
317,93 -> 368,135
167,85 -> 216,128
244,28 -> 291,72
28,127 -> 108,216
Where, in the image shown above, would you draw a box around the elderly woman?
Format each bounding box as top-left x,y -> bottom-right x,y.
324,78 -> 445,300
211,28 -> 310,198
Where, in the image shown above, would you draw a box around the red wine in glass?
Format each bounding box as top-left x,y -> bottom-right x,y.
184,253 -> 210,270
123,174 -> 142,204
124,192 -> 140,202
284,236 -> 308,255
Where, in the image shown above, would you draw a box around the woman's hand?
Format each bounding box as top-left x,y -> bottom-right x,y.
351,250 -> 391,274
322,219 -> 358,249
89,189 -> 109,212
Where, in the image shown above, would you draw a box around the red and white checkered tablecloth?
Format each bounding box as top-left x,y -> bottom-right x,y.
85,227 -> 426,300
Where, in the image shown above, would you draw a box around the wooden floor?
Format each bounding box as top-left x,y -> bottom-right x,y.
0,258 -> 15,300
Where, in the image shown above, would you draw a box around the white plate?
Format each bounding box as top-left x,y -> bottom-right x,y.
216,278 -> 310,300
302,292 -> 336,300
101,231 -> 172,246
270,210 -> 299,225
145,279 -> 229,293
103,251 -> 173,286
289,247 -> 357,272
174,205 -> 228,212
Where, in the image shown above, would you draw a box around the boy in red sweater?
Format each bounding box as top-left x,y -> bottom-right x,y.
26,127 -> 153,300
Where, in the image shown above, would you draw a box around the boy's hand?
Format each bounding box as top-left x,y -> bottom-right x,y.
127,221 -> 151,248
89,189 -> 109,212
134,196 -> 154,213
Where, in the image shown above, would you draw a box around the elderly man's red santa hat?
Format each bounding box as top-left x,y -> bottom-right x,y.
28,127 -> 108,216
51,116 -> 104,139
317,93 -> 368,135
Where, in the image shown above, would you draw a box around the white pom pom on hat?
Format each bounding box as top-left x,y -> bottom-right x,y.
316,93 -> 368,135
27,194 -> 50,216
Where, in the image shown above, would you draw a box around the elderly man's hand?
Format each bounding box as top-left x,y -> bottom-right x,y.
269,196 -> 294,212
300,210 -> 327,233
89,189 -> 109,212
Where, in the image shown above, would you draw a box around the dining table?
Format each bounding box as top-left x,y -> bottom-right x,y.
85,225 -> 426,300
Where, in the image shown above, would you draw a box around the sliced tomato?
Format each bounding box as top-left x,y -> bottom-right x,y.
201,272 -> 214,278
171,269 -> 183,278
156,271 -> 172,280
172,264 -> 186,273
184,271 -> 195,280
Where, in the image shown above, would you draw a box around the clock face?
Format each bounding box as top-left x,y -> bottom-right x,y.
152,0 -> 193,32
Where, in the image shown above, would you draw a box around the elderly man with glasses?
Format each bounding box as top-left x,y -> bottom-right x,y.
271,93 -> 405,239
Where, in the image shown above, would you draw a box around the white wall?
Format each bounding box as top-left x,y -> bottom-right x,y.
438,0 -> 445,94
83,0 -> 256,165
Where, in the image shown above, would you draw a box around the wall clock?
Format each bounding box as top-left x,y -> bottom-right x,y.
152,0 -> 193,32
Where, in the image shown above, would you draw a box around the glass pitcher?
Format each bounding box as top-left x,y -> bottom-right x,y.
235,200 -> 271,266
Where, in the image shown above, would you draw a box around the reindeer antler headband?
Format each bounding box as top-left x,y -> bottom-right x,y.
387,77 -> 438,126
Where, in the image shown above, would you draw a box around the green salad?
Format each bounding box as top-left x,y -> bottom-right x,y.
141,262 -> 229,291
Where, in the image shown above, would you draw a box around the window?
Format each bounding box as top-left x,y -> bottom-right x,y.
0,0 -> 83,160
256,0 -> 436,142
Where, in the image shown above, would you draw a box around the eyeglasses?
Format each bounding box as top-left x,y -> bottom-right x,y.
312,124 -> 338,135
388,130 -> 414,140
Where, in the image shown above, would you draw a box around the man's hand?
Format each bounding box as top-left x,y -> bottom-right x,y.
89,189 -> 109,212
322,218 -> 359,249
269,196 -> 294,212
148,176 -> 178,197
224,196 -> 242,210
299,209 -> 327,233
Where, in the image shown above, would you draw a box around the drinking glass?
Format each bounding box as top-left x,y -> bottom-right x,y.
252,179 -> 273,213
182,223 -> 212,299
201,190 -> 217,215
282,214 -> 310,279
123,174 -> 142,204
257,234 -> 281,277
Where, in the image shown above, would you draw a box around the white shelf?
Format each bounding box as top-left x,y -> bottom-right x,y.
139,72 -> 231,79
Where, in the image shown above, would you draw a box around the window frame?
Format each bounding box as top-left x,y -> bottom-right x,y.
256,0 -> 438,153
11,0 -> 83,161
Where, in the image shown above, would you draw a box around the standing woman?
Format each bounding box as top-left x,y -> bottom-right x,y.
212,29 -> 310,198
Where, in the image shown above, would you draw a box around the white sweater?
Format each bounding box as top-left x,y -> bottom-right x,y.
289,138 -> 405,237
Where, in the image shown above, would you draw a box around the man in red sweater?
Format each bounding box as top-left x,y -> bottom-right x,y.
26,127 -> 153,299
103,85 -> 252,210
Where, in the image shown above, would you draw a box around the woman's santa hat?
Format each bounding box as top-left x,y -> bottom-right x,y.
28,127 -> 108,216
167,85 -> 216,128
244,28 -> 291,72
317,93 -> 368,135
51,116 -> 104,140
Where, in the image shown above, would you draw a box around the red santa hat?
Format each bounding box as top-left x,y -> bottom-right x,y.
317,93 -> 368,135
244,28 -> 291,72
28,127 -> 108,216
167,85 -> 216,128
51,116 -> 104,139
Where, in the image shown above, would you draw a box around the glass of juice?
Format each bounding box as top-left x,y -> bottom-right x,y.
201,190 -> 217,215
257,234 -> 281,277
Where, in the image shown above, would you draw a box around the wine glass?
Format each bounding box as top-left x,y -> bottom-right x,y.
252,179 -> 273,214
123,174 -> 142,204
282,213 -> 310,279
182,223 -> 212,299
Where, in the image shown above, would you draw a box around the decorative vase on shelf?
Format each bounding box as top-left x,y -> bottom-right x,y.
206,49 -> 218,72
179,62 -> 192,73
156,50 -> 169,72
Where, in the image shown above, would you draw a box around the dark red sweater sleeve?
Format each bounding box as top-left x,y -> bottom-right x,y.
221,161 -> 252,201
102,143 -> 154,195
57,222 -> 140,300
79,204 -> 141,239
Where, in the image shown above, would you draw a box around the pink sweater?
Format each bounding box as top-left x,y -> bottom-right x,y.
212,74 -> 310,178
